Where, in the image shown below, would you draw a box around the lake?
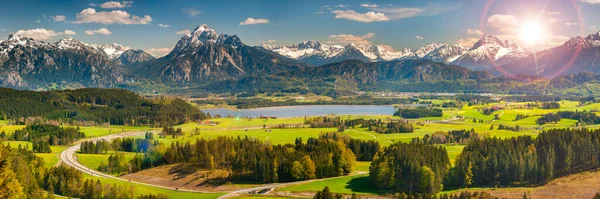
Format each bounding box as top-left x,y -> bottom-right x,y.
202,105 -> 396,118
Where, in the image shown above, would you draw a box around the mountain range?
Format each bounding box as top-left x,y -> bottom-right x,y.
262,34 -> 530,70
1,24 -> 600,95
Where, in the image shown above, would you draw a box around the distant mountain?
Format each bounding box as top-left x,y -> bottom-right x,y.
262,36 -> 526,69
88,43 -> 132,60
0,35 -> 128,89
289,59 -> 492,83
115,49 -> 156,68
497,31 -> 600,77
143,24 -> 304,82
451,34 -> 529,70
423,44 -> 467,63
261,41 -> 412,66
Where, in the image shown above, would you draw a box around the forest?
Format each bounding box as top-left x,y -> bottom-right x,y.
4,124 -> 85,153
394,107 -> 443,118
97,135 -> 356,183
450,128 -> 600,188
0,143 -> 163,199
0,88 -> 209,127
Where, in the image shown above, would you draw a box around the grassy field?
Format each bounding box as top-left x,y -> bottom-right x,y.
76,125 -> 159,138
278,174 -> 378,195
83,173 -> 225,199
0,124 -> 26,133
77,151 -> 139,171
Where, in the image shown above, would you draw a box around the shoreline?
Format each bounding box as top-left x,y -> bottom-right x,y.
201,104 -> 397,111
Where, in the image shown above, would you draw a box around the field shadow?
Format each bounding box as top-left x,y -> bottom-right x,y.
345,176 -> 380,194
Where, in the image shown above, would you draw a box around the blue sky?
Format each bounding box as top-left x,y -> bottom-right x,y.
1,0 -> 599,57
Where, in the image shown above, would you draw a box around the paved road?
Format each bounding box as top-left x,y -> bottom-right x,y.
59,131 -> 214,193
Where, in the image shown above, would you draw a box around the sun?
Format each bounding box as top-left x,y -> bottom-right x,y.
519,21 -> 544,45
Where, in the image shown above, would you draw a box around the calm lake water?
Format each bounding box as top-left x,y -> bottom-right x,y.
202,105 -> 396,118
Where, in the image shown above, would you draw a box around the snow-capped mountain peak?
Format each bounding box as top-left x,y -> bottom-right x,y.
413,43 -> 443,58
87,43 -> 132,60
423,44 -> 467,63
451,34 -> 529,70
189,24 -> 218,43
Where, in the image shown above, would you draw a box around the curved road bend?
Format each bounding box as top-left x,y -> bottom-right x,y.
60,131 -> 215,193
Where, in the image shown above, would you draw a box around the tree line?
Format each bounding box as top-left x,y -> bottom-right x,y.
449,128 -> 600,188
412,129 -> 479,145
80,133 -> 160,154
5,124 -> 85,153
317,132 -> 380,161
99,135 -> 356,183
394,107 -> 443,118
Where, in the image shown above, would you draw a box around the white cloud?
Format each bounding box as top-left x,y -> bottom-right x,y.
369,7 -> 423,20
547,11 -> 561,15
456,37 -> 479,48
360,4 -> 379,8
415,35 -> 424,40
64,30 -> 77,35
239,18 -> 270,25
320,5 -> 333,11
263,39 -> 277,44
52,15 -> 66,22
332,10 -> 389,23
466,28 -> 484,36
146,47 -> 172,58
175,30 -> 191,35
334,4 -> 350,8
578,0 -> 600,4
158,24 -> 170,28
15,28 -> 76,40
36,20 -> 42,23
88,3 -> 97,7
487,14 -> 519,34
565,22 -> 581,26
183,8 -> 200,17
591,25 -> 598,29
73,8 -> 152,24
100,1 -> 133,9
85,28 -> 112,35
329,32 -> 375,45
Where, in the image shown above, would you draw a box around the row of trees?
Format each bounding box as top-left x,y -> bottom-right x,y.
7,124 -> 85,152
541,102 -> 561,109
99,135 -> 356,183
364,119 -> 414,134
80,134 -> 160,154
394,107 -> 443,118
412,129 -> 480,145
557,110 -> 600,125
536,113 -> 561,125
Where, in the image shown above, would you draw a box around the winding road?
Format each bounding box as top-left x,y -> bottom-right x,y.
58,127 -> 364,198
59,131 -> 214,193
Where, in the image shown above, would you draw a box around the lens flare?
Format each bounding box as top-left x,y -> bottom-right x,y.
519,21 -> 543,45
